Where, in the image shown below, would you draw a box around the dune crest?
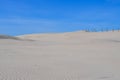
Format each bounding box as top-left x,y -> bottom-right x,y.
0,35 -> 21,40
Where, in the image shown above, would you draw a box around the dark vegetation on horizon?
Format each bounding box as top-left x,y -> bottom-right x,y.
83,27 -> 120,32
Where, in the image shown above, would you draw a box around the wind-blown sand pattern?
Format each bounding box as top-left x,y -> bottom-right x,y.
0,31 -> 120,80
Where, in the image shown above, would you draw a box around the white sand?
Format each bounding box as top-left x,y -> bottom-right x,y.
0,31 -> 120,80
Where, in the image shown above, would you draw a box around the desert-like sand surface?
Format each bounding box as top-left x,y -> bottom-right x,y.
0,31 -> 120,80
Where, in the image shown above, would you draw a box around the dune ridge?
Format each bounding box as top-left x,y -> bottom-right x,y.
0,35 -> 20,40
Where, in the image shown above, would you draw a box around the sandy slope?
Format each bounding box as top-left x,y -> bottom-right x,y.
0,35 -> 20,40
0,31 -> 120,80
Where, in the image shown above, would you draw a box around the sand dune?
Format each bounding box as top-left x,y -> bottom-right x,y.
0,31 -> 120,80
0,35 -> 21,40
0,35 -> 34,41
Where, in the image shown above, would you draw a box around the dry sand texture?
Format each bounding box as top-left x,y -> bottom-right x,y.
0,31 -> 120,80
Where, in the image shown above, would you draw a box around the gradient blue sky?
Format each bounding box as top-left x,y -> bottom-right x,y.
0,0 -> 120,35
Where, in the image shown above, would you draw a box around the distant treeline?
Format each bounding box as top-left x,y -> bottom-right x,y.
82,27 -> 120,32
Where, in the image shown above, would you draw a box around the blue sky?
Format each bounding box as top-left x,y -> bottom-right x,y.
0,0 -> 120,35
